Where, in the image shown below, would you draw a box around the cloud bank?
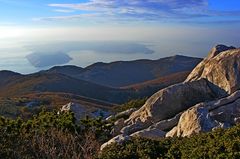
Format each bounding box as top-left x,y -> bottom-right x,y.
42,0 -> 208,22
37,0 -> 240,24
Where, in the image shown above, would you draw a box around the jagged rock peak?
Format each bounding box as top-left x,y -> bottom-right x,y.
207,44 -> 236,59
185,44 -> 236,83
186,46 -> 240,94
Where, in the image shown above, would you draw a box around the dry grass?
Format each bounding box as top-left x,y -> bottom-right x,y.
0,128 -> 101,159
122,71 -> 190,90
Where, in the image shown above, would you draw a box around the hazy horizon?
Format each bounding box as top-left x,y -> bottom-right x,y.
0,0 -> 239,73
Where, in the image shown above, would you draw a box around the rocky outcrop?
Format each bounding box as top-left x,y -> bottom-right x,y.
166,106 -> 219,137
185,45 -> 239,94
106,108 -> 137,121
111,118 -> 125,136
100,135 -> 130,151
106,108 -> 138,136
101,45 -> 240,150
60,102 -> 112,120
166,90 -> 240,137
130,127 -> 166,140
149,112 -> 182,131
121,79 -> 226,135
101,79 -> 226,150
60,102 -> 89,120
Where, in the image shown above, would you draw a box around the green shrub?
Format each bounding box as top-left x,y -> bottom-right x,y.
115,98 -> 147,113
0,110 -> 113,159
98,125 -> 240,159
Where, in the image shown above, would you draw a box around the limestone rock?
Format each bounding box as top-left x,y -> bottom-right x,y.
60,102 -> 89,121
166,126 -> 178,138
102,45 -> 240,148
100,134 -> 130,151
91,109 -> 111,118
206,44 -> 235,59
111,118 -> 125,136
107,108 -> 138,136
130,127 -> 166,140
168,105 -> 218,137
167,91 -> 240,137
186,45 -> 239,94
122,79 -> 226,135
150,112 -> 182,131
105,115 -> 114,121
115,108 -> 137,119
185,45 -> 235,82
106,108 -> 137,121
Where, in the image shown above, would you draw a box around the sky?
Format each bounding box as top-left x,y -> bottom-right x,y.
0,0 -> 239,73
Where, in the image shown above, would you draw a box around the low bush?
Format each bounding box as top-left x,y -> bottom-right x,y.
98,124 -> 240,159
115,98 -> 147,113
0,110 -> 112,159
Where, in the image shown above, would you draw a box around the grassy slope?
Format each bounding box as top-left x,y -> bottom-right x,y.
122,71 -> 190,90
75,55 -> 202,87
0,71 -> 190,104
0,73 -> 124,103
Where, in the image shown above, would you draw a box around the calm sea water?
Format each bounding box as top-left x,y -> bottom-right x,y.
0,40 -> 162,74
0,57 -> 40,74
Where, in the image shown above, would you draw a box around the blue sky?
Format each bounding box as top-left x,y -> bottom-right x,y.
0,0 -> 239,26
0,0 -> 239,73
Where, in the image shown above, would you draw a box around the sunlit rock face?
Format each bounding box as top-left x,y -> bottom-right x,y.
185,45 -> 239,94
120,79 -> 226,135
101,45 -> 240,150
167,90 -> 240,137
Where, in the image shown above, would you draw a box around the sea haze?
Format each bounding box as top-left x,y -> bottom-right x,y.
0,41 -> 157,74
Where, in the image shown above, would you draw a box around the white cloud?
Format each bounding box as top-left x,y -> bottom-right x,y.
53,9 -> 75,13
46,0 -> 209,22
33,13 -> 100,21
42,0 -> 240,24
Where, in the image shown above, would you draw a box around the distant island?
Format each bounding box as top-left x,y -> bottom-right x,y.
26,52 -> 72,68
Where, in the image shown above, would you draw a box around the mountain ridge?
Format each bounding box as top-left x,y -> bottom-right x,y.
0,55 -> 202,104
43,55 -> 202,87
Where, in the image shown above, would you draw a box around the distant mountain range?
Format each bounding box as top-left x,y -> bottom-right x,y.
0,55 -> 202,104
45,55 -> 202,87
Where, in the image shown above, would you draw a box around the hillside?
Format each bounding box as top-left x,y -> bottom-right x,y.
0,56 -> 200,105
24,92 -> 117,110
0,71 -> 192,105
44,65 -> 84,76
0,72 -> 126,103
43,55 -> 202,87
122,71 -> 190,90
0,92 -> 117,119
0,70 -> 23,86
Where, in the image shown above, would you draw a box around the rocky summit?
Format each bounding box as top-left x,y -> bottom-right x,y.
185,45 -> 239,94
101,45 -> 240,150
